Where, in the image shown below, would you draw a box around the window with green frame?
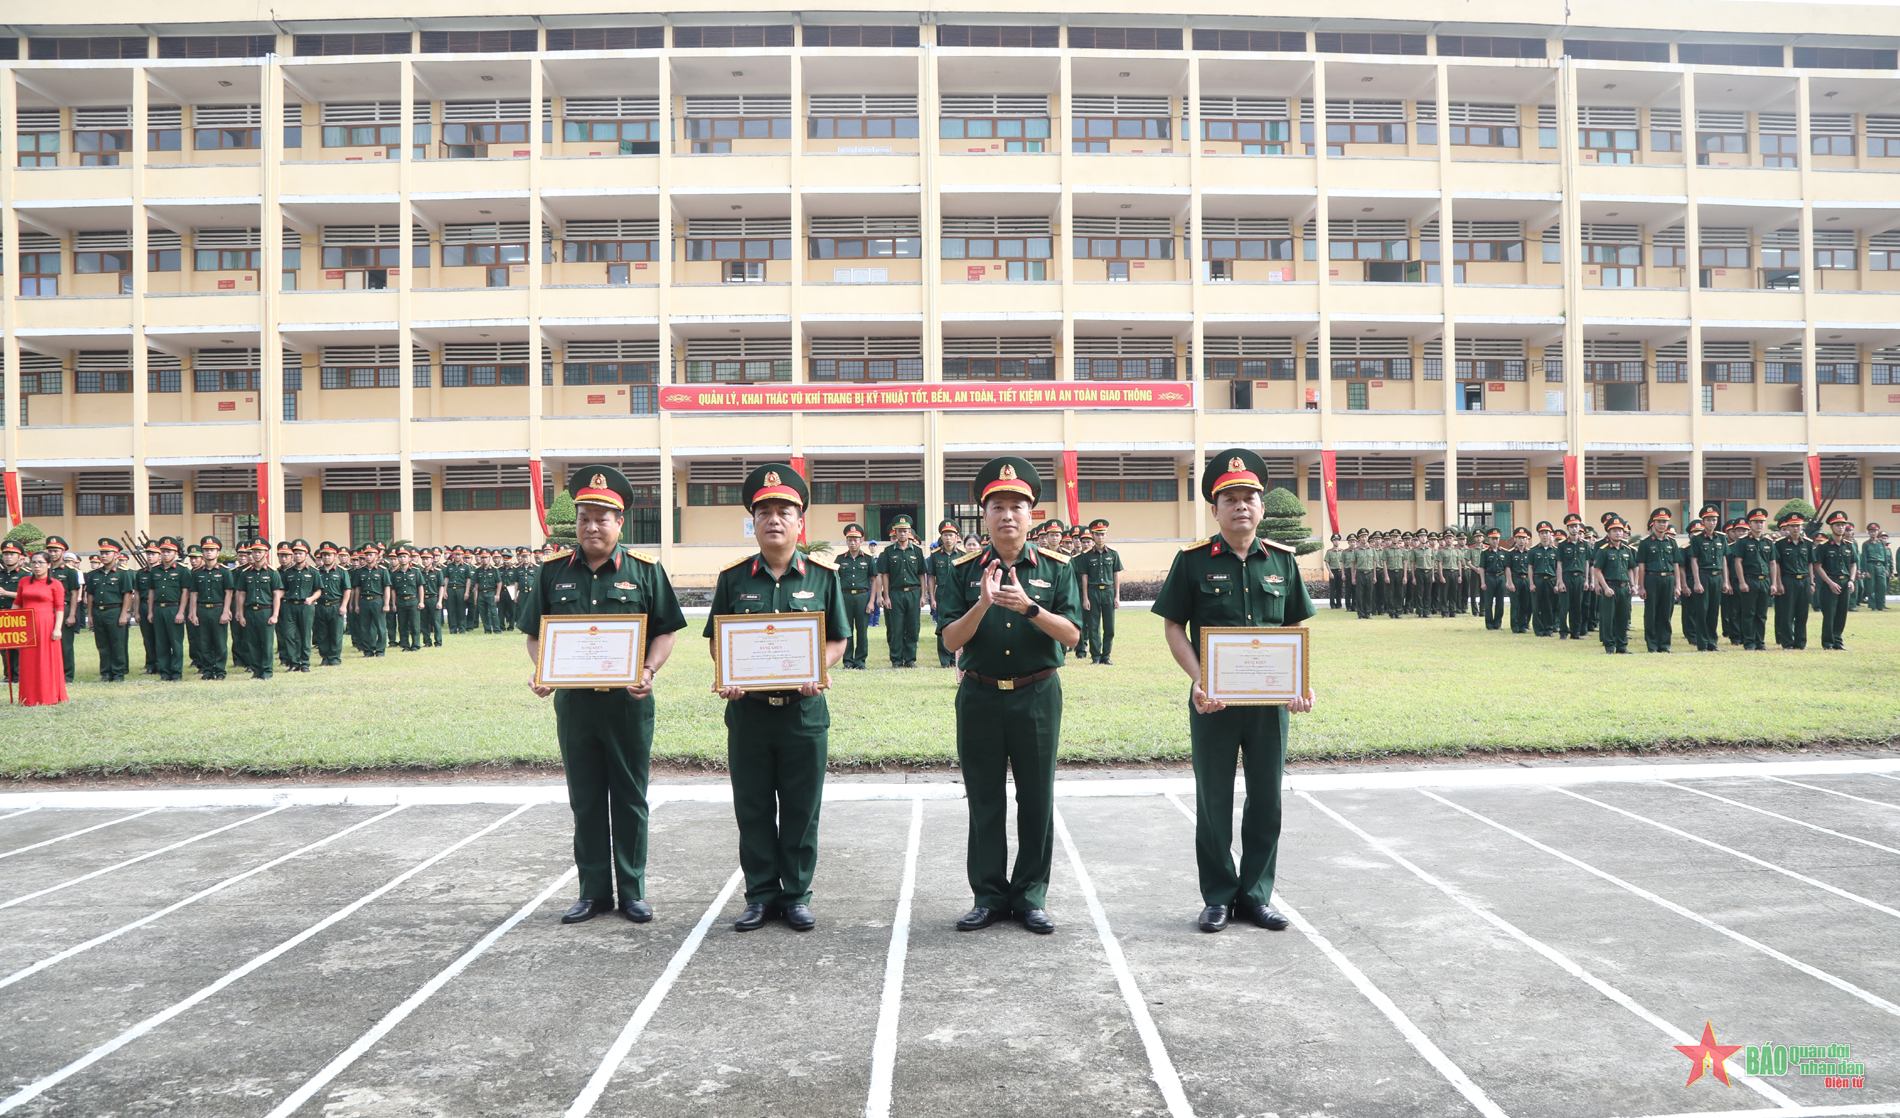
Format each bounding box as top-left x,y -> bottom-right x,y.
321,488 -> 432,513
442,487 -> 531,511
808,480 -> 925,505
1074,479 -> 1178,502
687,483 -> 745,506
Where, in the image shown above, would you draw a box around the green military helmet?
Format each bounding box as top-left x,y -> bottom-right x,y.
741,462 -> 808,511
971,455 -> 1043,506
1202,447 -> 1268,504
567,464 -> 635,513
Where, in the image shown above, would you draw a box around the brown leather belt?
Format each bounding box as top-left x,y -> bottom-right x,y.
963,667 -> 1057,691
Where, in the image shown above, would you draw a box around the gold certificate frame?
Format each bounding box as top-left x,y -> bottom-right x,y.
1198,626 -> 1309,706
534,615 -> 648,690
712,611 -> 828,693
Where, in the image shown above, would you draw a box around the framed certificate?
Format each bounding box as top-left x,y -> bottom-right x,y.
1198,626 -> 1309,706
712,611 -> 828,693
533,615 -> 647,690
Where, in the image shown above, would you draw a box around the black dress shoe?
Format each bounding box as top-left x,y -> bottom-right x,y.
561,898 -> 613,924
619,898 -> 653,923
955,906 -> 1005,931
1016,909 -> 1055,935
1246,904 -> 1290,931
783,903 -> 815,931
1197,904 -> 1230,933
734,903 -> 773,932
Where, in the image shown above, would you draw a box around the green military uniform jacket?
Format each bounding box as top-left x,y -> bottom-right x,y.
444,562 -> 473,596
937,542 -> 1079,677
1351,546 -> 1378,573
1505,547 -> 1533,583
472,565 -> 501,602
1730,534 -> 1776,580
875,542 -> 926,590
391,567 -> 423,607
48,564 -> 80,617
517,544 -> 688,645
89,566 -> 136,613
1592,540 -> 1637,583
281,563 -> 318,605
702,551 -> 850,653
146,563 -> 189,615
1077,546 -> 1123,597
836,551 -> 875,592
1325,548 -> 1344,575
189,565 -> 232,611
1634,535 -> 1683,577
1556,539 -> 1589,575
1687,534 -> 1726,588
1774,537 -> 1813,583
1382,545 -> 1407,577
234,566 -> 283,612
1860,539 -> 1891,575
1813,540 -> 1857,587
314,566 -> 351,605
356,563 -> 392,608
1153,533 -> 1315,644
1480,547 -> 1509,578
1529,544 -> 1560,578
926,548 -> 960,606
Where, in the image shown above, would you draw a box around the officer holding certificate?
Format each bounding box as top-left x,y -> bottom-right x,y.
938,456 -> 1081,935
522,466 -> 688,927
1152,448 -> 1316,934
705,464 -> 848,932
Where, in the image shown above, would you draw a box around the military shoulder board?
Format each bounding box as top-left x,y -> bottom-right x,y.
952,549 -> 984,566
806,553 -> 838,570
1181,536 -> 1216,552
626,550 -> 659,564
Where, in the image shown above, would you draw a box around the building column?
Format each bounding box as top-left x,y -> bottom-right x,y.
131,69 -> 150,538
657,54 -> 676,562
1313,60 -> 1334,531
1796,74 -> 1818,458
1436,60 -> 1456,531
525,59 -> 545,546
3,70 -> 20,509
1187,55 -> 1205,541
261,56 -> 286,541
398,60 -> 417,543
1558,57 -> 1585,525
1683,74 -> 1704,515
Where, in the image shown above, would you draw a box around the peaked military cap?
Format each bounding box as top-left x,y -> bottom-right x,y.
318,541 -> 340,554
159,536 -> 181,552
1535,520 -> 1554,532
888,513 -> 916,532
1562,513 -> 1583,527
1776,511 -> 1806,528
1698,504 -> 1722,519
1512,526 -> 1532,538
568,464 -> 634,513
842,523 -> 864,539
937,519 -> 959,534
1329,533 -> 1342,541
1088,518 -> 1110,531
1648,507 -> 1673,524
43,535 -> 68,550
971,456 -> 1042,506
1746,507 -> 1769,522
97,537 -> 122,554
1203,447 -> 1268,504
742,462 -> 808,510
1825,510 -> 1852,527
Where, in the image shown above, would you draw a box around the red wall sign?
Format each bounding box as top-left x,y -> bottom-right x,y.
587,394 -> 606,404
1488,382 -> 1506,391
217,401 -> 236,411
660,382 -> 1194,413
217,280 -> 235,289
837,512 -> 857,521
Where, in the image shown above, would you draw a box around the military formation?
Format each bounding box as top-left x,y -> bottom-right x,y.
1321,506 -> 1890,653
526,452 -> 1311,939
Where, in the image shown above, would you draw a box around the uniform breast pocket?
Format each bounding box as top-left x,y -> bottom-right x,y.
547,591 -> 582,613
604,585 -> 644,613
1196,581 -> 1241,621
732,596 -> 770,615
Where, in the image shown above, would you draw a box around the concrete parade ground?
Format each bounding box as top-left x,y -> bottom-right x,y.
2,759 -> 1899,1118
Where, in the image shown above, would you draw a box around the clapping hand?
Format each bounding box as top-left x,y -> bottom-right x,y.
981,562 -> 1033,614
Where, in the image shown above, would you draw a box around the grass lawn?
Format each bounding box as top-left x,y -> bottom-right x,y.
4,608 -> 1896,779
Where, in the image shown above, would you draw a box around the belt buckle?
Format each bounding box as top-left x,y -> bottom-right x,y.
768,695 -> 787,706
997,679 -> 1015,691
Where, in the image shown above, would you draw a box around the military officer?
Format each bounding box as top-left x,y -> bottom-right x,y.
278,540 -> 318,672
1500,527 -> 1533,634
312,542 -> 351,666
1591,516 -> 1638,654
835,524 -> 875,669
356,545 -> 393,655
273,542 -> 299,669
523,466 -> 688,926
1860,524 -> 1890,611
1475,529 -> 1506,630
1529,522 -> 1563,637
133,542 -> 160,674
474,550 -> 503,634
940,457 -> 1081,935
1682,505 -> 1729,652
1075,518 -> 1124,664
86,538 -> 138,681
443,547 -> 470,634
1380,530 -> 1406,618
1771,511 -> 1814,650
187,534 -> 234,679
233,540 -> 284,678
143,538 -> 189,681
1352,532 -> 1379,620
1555,515 -> 1590,639
41,536 -> 82,683
1632,508 -> 1686,653
874,514 -> 926,667
927,519 -> 963,668
1324,534 -> 1345,609
391,546 -> 424,652
706,464 -> 849,932
1812,511 -> 1859,651
421,549 -> 445,647
1154,448 -> 1315,934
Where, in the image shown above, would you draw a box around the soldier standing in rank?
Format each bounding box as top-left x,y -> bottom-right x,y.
279,540 -> 318,672
233,540 -> 284,678
1771,511 -> 1814,650
1682,506 -> 1728,652
874,514 -> 925,668
1631,508 -> 1685,653
1812,511 -> 1859,651
312,543 -> 351,666
131,541 -> 160,675
144,538 -> 189,682
475,551 -> 503,634
391,546 -> 424,652
41,537 -> 81,683
1154,448 -> 1315,934
928,520 -> 963,668
1590,515 -> 1637,654
1356,532 -> 1382,620
523,466 -> 688,926
273,543 -> 297,670
86,538 -> 137,682
443,547 -> 470,634
422,549 -> 445,647
1325,534 -> 1345,609
1079,518 -> 1123,664
835,524 -> 874,669
706,464 -> 849,932
1524,523 -> 1559,636
1377,531 -> 1401,618
356,545 -> 393,656
187,535 -> 234,680
1499,527 -> 1532,633
940,456 -> 1081,936
1861,524 -> 1890,611
1476,528 -> 1507,628
1728,510 -> 1775,650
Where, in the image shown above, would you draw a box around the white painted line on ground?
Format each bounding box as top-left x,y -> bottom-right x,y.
1422,790 -> 1900,1022
864,797 -> 924,1118
1164,794 -> 1510,1118
1657,782 -> 1900,859
0,803 -> 536,1115
1054,805 -> 1195,1118
0,805 -> 409,991
1297,790 -> 1799,1111
1765,776 -> 1900,812
0,807 -> 162,859
0,805 -> 289,911
0,806 -> 40,821
564,865 -> 746,1118
1612,1104 -> 1900,1118
262,865 -> 579,1118
1556,787 -> 1900,921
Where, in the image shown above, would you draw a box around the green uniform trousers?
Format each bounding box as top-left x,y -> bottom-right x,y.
1188,699 -> 1288,908
313,604 -> 345,665
725,695 -> 829,907
1642,574 -> 1677,652
842,589 -> 870,668
1508,582 -> 1532,633
282,602 -> 314,669
1083,592 -> 1116,661
1354,570 -> 1376,619
481,596 -> 502,633
555,688 -> 654,903
885,587 -> 921,665
238,606 -> 275,676
1599,583 -> 1632,652
446,590 -> 467,633
422,602 -> 443,646
955,673 -> 1060,912
1736,577 -> 1771,647
152,608 -> 185,680
194,606 -> 229,675
1815,582 -> 1851,648
1868,573 -> 1890,610
60,623 -> 74,682
361,605 -> 389,653
1682,588 -> 1715,650
1562,578 -> 1590,638
277,611 -> 296,667
396,606 -> 421,650
1533,575 -> 1560,636
92,614 -> 131,680
1773,580 -> 1810,649
1483,575 -> 1506,630
138,616 -> 158,673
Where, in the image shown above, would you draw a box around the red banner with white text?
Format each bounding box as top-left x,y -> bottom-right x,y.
660,381 -> 1193,412
1319,451 -> 1340,535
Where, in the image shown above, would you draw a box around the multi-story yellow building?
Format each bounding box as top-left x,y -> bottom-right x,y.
4,3 -> 1898,580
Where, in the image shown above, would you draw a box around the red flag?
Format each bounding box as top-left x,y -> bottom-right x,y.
1807,453 -> 1823,506
3,471 -> 19,528
789,456 -> 807,543
1061,450 -> 1080,527
1319,450 -> 1340,536
255,462 -> 270,541
528,460 -> 548,537
1564,455 -> 1581,517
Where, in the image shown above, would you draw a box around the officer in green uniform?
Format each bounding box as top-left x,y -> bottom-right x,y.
131,544 -> 160,674
278,540 -> 317,672
143,538 -> 189,681
391,546 -> 424,651
1632,508 -> 1685,653
1528,522 -> 1563,636
1154,448 -> 1315,933
1378,531 -> 1404,618
312,542 -> 351,666
273,543 -> 298,669
41,536 -> 81,683
835,524 -> 874,668
420,550 -> 444,646
1771,511 -> 1813,650
874,514 -> 926,667
523,466 -> 688,926
706,464 -> 849,932
927,519 -> 963,668
1682,506 -> 1729,651
1591,516 -> 1637,654
233,540 -> 285,678
1076,517 -> 1124,664
1726,513 -> 1771,649
1555,515 -> 1589,639
1324,534 -> 1345,609
1500,527 -> 1532,633
443,547 -> 470,634
187,535 -> 234,679
474,552 -> 503,634
1351,533 -> 1378,619
1811,510 -> 1859,651
940,456 -> 1081,936
1861,524 -> 1890,611
356,546 -> 392,655
86,538 -> 138,681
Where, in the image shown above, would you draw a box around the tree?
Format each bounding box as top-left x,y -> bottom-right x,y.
1259,488 -> 1323,556
5,522 -> 46,552
545,491 -> 577,550
796,539 -> 834,557
1772,497 -> 1816,524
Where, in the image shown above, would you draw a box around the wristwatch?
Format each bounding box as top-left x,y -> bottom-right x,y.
1024,603 -> 1041,620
